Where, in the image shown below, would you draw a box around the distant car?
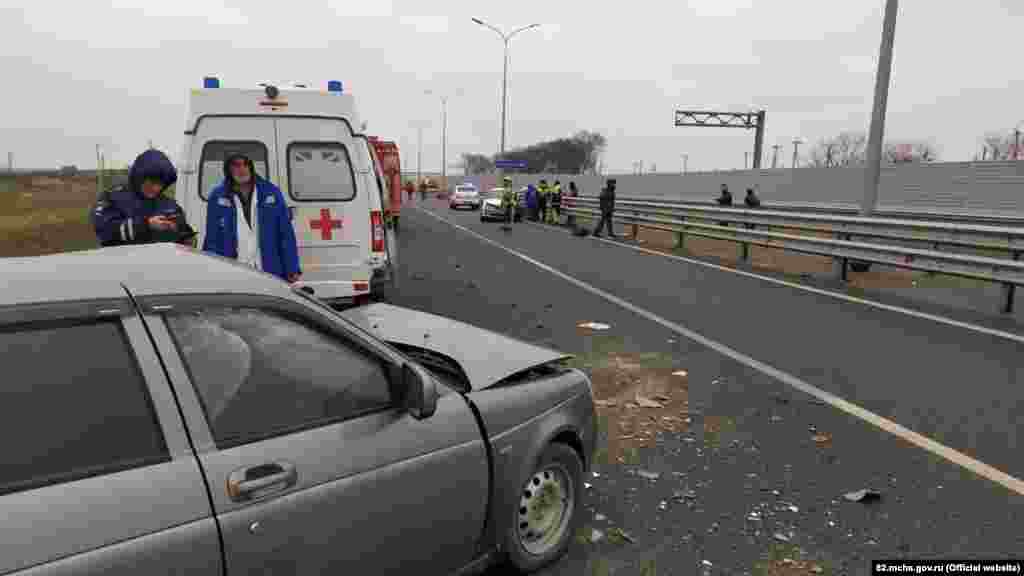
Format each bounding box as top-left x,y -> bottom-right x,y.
481,187 -> 525,222
1,244 -> 597,576
449,183 -> 481,210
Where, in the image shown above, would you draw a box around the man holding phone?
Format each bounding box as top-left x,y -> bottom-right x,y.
92,148 -> 196,247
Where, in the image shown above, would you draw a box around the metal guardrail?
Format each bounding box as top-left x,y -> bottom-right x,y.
563,196 -> 1024,313
607,195 -> 1024,226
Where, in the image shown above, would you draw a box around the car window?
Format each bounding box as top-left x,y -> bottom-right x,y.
165,307 -> 393,447
287,142 -> 357,202
0,320 -> 169,496
199,140 -> 270,201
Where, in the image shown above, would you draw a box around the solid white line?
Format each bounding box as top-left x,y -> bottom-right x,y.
519,218 -> 1024,345
415,205 -> 1024,497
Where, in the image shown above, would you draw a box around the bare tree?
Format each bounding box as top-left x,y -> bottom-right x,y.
883,141 -> 940,163
805,131 -> 868,167
460,153 -> 494,175
981,132 -> 1015,160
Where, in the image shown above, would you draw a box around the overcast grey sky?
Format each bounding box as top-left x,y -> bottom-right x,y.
2,1 -> 1022,173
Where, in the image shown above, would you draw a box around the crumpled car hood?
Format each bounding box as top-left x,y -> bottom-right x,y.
339,303 -> 572,390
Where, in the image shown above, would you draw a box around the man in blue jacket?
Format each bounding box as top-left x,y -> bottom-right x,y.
202,152 -> 302,283
92,149 -> 196,247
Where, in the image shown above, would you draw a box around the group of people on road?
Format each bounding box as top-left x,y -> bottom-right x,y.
522,179 -> 575,225
91,148 -> 302,284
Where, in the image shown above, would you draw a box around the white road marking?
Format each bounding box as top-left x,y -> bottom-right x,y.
416,206 -> 1024,497
518,219 -> 1024,345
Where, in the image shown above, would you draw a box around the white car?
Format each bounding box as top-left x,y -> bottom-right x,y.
480,187 -> 524,222
449,184 -> 481,210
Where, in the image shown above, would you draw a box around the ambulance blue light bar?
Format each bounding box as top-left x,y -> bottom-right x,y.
327,80 -> 343,93
203,77 -> 220,89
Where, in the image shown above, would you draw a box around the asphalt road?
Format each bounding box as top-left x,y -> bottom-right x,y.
387,200 -> 1024,575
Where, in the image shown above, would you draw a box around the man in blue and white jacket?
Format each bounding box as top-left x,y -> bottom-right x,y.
202,153 -> 301,283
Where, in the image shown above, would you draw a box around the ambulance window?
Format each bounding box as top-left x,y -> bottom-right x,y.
198,141 -> 270,201
287,142 -> 357,202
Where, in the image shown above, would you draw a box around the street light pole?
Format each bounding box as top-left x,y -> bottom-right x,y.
771,144 -> 781,168
861,0 -> 898,216
416,126 -> 422,184
681,153 -> 688,174
791,138 -> 803,168
441,96 -> 448,186
472,18 -> 541,157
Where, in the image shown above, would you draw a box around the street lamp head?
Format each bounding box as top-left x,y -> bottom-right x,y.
471,17 -> 485,25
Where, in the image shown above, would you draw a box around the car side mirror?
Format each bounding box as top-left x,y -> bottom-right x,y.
402,362 -> 437,420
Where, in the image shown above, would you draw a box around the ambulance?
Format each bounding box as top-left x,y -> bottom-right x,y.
178,77 -> 398,306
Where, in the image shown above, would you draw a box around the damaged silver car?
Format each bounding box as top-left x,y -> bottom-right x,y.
0,244 -> 597,576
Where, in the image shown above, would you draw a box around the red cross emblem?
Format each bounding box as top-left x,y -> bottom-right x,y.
310,208 -> 343,240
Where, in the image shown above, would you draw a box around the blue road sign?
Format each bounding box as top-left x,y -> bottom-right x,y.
495,159 -> 527,169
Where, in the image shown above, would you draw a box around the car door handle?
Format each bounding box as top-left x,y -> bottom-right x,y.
227,461 -> 297,502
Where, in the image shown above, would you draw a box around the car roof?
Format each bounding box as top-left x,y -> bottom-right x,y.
1,244 -> 294,306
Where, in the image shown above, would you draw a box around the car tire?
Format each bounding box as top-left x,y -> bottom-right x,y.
503,442 -> 583,574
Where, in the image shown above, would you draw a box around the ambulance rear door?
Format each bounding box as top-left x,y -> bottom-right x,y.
275,117 -> 371,301
189,118 -> 276,248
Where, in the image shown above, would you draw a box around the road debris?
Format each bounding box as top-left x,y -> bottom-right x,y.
607,527 -> 635,544
672,370 -> 689,377
637,470 -> 661,481
590,528 -> 605,543
584,482 -> 593,490
702,560 -> 713,567
595,513 -> 607,522
773,532 -> 791,543
578,321 -> 611,330
658,500 -> 668,511
812,433 -> 833,444
594,399 -> 617,407
592,472 -> 601,478
635,392 -> 664,408
843,489 -> 882,503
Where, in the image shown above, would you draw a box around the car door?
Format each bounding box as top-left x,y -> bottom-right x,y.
277,117 -> 371,300
0,299 -> 219,575
190,117 -> 277,249
138,293 -> 489,575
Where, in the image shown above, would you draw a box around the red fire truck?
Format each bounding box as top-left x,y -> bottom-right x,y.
367,136 -> 402,230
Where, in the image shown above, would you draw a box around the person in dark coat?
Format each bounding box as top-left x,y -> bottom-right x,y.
716,183 -> 733,227
92,149 -> 196,247
566,181 -> 579,228
592,178 -> 617,238
526,184 -> 539,221
716,183 -> 733,206
744,187 -> 761,208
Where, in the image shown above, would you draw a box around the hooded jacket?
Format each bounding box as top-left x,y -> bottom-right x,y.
201,154 -> 301,281
91,149 -> 196,247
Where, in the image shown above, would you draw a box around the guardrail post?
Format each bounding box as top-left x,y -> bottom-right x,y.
631,214 -> 639,240
675,216 -> 685,249
1001,251 -> 1020,314
740,222 -> 755,264
834,233 -> 849,282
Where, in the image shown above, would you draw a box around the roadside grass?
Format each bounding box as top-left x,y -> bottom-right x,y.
0,173 -> 132,258
752,541 -> 832,576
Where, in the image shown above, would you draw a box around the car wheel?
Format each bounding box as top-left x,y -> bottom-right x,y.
504,442 -> 583,574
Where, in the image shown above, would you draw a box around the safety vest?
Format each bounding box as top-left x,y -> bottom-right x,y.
538,184 -> 549,197
552,184 -> 561,202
